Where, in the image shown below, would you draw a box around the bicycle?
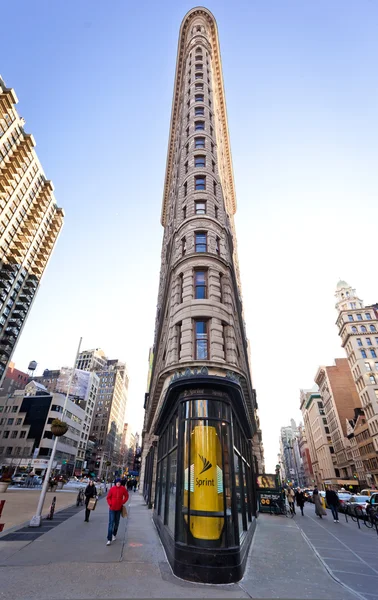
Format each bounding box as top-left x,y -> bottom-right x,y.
269,499 -> 294,518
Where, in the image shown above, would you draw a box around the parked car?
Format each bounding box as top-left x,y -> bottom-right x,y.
369,493 -> 378,506
345,495 -> 370,516
336,492 -> 352,512
11,473 -> 28,485
361,489 -> 377,497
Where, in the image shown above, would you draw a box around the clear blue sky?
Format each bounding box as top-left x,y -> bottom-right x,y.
4,1 -> 378,471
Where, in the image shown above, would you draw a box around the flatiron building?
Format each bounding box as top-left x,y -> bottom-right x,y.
141,8 -> 263,584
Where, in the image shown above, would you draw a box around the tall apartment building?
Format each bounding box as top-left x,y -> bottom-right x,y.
335,280 -> 378,486
0,380 -> 85,476
0,76 -> 64,384
32,367 -> 99,475
141,8 -> 262,584
297,423 -> 314,487
300,390 -> 336,488
314,359 -> 361,487
75,349 -> 128,478
278,420 -> 306,487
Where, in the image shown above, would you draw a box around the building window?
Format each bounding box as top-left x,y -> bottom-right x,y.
195,82 -> 204,90
195,137 -> 205,148
195,106 -> 204,116
195,320 -> 208,359
215,236 -> 220,255
371,349 -> 377,358
195,121 -> 205,131
195,200 -> 206,214
352,326 -> 357,333
375,363 -> 378,371
219,273 -> 224,303
195,232 -> 207,252
211,142 -> 214,153
365,313 -> 372,320
357,314 -> 363,321
213,180 -> 217,195
3,431 -> 9,439
185,161 -> 188,174
366,338 -> 372,346
365,362 -> 372,371
195,63 -> 203,71
214,204 -> 219,219
361,350 -> 367,358
370,325 -> 377,332
184,182 -> 187,197
361,326 -> 367,333
186,126 -> 189,138
348,315 -> 354,321
350,302 -> 356,309
182,237 -> 186,256
212,160 -> 215,172
11,431 -> 17,438
357,338 -> 362,346
179,274 -> 184,303
194,155 -> 205,167
183,205 -> 187,220
210,126 -> 214,137
7,418 -> 14,425
195,176 -> 205,190
195,94 -> 204,103
370,375 -> 376,384
186,143 -> 189,156
194,270 -> 207,299
195,73 -> 203,80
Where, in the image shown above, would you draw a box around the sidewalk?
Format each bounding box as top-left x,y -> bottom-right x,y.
0,493 -> 361,600
0,488 -> 78,532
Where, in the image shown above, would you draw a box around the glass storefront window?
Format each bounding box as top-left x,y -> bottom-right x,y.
234,452 -> 244,537
160,458 -> 167,521
155,393 -> 256,549
167,449 -> 177,533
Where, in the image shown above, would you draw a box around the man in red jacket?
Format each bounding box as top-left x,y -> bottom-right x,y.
106,478 -> 129,545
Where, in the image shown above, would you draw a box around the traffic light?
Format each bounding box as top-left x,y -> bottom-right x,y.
353,472 -> 358,479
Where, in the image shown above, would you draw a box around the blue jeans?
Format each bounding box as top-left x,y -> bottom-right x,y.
330,504 -> 339,520
107,509 -> 121,541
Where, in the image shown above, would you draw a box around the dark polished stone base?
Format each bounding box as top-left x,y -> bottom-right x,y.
154,512 -> 256,584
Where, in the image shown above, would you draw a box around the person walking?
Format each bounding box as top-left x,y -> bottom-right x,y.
106,478 -> 128,546
313,487 -> 327,519
84,480 -> 97,522
326,487 -> 340,522
286,487 -> 296,515
295,488 -> 305,516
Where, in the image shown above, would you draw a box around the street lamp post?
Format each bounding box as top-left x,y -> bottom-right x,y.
29,337 -> 82,527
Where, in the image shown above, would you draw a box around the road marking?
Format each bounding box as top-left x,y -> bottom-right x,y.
304,514 -> 378,576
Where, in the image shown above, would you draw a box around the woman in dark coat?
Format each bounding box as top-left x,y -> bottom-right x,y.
295,488 -> 305,516
84,480 -> 97,522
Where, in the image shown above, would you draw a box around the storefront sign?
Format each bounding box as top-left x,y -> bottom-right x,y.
258,491 -> 281,513
171,367 -> 241,384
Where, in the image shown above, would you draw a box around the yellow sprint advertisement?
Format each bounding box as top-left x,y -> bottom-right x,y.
184,425 -> 224,541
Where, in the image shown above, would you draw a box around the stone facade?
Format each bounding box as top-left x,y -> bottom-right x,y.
315,359 -> 362,481
335,281 -> 378,485
141,7 -> 263,489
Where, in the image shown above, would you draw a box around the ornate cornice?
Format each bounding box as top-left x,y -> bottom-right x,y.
161,7 -> 237,226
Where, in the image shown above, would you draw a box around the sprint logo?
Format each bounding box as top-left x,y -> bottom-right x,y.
198,454 -> 212,475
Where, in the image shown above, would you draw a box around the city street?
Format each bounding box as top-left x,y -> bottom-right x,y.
0,493 -> 376,599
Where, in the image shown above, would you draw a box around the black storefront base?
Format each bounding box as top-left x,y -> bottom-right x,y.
154,512 -> 256,584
